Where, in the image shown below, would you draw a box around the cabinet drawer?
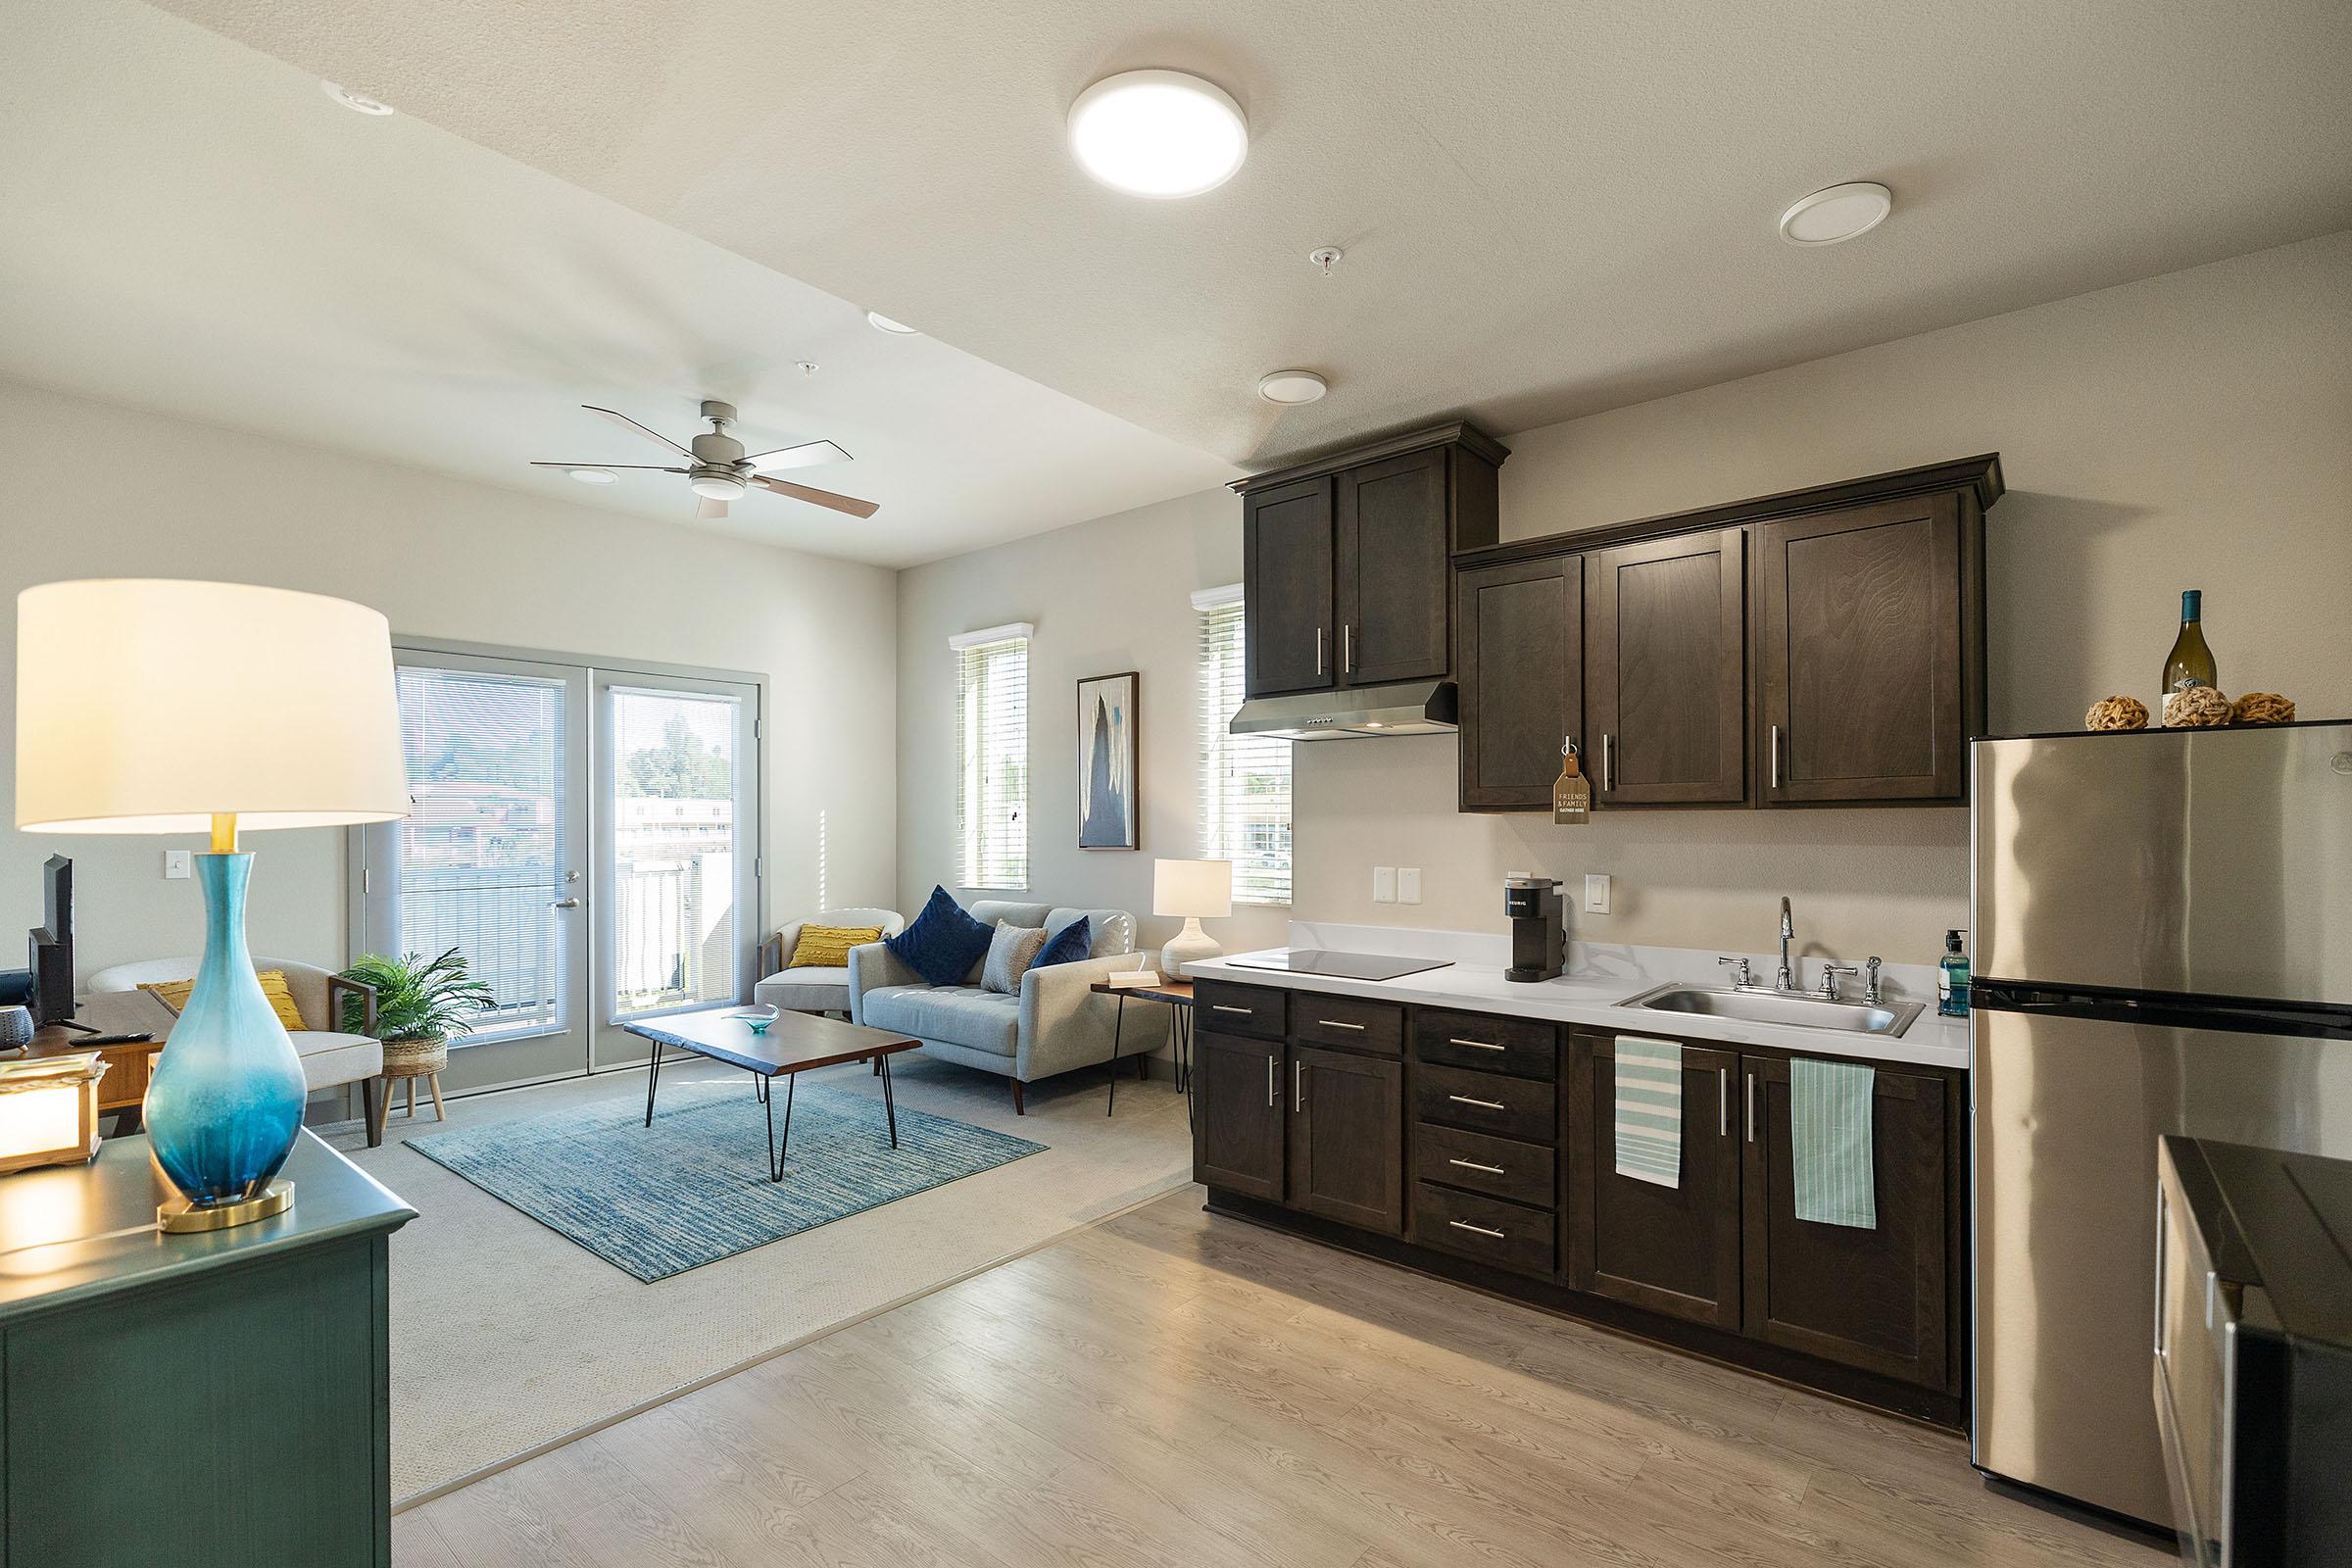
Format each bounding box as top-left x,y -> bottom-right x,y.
1193,981 -> 1288,1041
1412,1008 -> 1558,1079
1414,1062 -> 1557,1144
1412,1123 -> 1555,1209
1412,1181 -> 1556,1278
1295,995 -> 1404,1055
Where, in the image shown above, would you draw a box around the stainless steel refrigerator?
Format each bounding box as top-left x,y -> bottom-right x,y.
1971,720 -> 2352,1528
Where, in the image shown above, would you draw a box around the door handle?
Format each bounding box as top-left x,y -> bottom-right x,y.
1745,1071 -> 1757,1143
1447,1157 -> 1506,1176
1294,1059 -> 1304,1112
1447,1219 -> 1507,1240
550,898 -> 581,909
1718,1066 -> 1729,1137
1602,732 -> 1616,793
1315,626 -> 1325,675
1447,1094 -> 1507,1111
1770,725 -> 1783,790
1265,1054 -> 1275,1108
1344,624 -> 1354,674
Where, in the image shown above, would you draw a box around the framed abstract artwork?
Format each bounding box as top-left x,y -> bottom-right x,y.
1076,671 -> 1139,850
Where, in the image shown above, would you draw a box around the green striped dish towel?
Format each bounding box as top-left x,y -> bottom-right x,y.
1613,1036 -> 1683,1189
1790,1056 -> 1877,1229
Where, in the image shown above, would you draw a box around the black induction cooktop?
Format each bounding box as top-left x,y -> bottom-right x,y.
1224,950 -> 1453,982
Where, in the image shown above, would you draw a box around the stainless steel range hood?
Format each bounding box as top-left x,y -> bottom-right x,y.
1228,680 -> 1457,741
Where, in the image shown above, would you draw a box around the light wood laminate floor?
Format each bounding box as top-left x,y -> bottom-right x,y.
397,1186 -> 2166,1568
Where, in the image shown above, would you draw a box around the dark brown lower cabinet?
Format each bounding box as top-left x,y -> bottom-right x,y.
1740,1054 -> 1955,1392
1194,1031 -> 1283,1200
1565,1036 -> 1743,1330
1289,1046 -> 1403,1234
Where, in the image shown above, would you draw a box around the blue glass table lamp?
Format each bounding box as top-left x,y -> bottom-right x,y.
14,580 -> 410,1231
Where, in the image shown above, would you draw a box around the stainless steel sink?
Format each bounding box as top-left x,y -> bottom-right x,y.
1615,982 -> 1923,1037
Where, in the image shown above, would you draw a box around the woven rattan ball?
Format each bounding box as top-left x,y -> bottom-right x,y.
2084,696 -> 2148,731
2231,692 -> 2295,725
2164,686 -> 2233,728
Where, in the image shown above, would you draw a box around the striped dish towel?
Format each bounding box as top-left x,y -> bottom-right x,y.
1613,1037 -> 1683,1189
1790,1056 -> 1877,1229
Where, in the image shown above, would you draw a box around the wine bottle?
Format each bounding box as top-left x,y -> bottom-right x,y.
2161,589 -> 2217,722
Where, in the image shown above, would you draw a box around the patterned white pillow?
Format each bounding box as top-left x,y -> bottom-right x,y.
981,923 -> 1048,995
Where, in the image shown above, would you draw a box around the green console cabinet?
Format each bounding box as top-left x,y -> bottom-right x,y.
0,1130 -> 416,1566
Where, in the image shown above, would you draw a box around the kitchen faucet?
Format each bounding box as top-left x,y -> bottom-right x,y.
1776,896 -> 1796,992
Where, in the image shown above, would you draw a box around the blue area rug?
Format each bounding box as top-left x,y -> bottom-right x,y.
406,1078 -> 1047,1282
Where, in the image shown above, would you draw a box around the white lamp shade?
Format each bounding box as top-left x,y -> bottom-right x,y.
1152,858 -> 1233,919
16,579 -> 411,833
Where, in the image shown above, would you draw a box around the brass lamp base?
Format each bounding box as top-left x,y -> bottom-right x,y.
158,1178 -> 294,1234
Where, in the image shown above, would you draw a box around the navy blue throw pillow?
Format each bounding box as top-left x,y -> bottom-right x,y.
885,887 -> 996,987
1034,915 -> 1092,968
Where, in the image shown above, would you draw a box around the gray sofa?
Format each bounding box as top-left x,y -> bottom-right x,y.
848,899 -> 1137,1112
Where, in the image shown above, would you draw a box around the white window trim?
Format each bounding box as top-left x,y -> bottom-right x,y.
1198,586 -> 1292,906
955,625 -> 1030,891
948,620 -> 1035,651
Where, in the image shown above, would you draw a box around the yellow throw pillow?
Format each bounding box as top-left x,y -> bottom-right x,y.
140,969 -> 310,1032
786,925 -> 884,969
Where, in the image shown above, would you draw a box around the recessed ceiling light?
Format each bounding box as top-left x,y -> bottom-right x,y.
1067,70 -> 1248,198
565,466 -> 617,485
320,79 -> 394,117
865,311 -> 919,335
1779,182 -> 1893,245
1257,369 -> 1328,406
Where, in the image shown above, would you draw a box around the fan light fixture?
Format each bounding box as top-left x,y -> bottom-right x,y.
1257,369 -> 1328,406
320,79 -> 394,117
565,466 -> 617,485
1068,70 -> 1247,198
865,311 -> 918,335
1779,182 -> 1893,245
690,472 -> 749,501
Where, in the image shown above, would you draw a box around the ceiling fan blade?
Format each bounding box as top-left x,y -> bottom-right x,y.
528,461 -> 687,471
751,474 -> 880,518
696,496 -> 729,520
583,405 -> 697,460
743,438 -> 851,471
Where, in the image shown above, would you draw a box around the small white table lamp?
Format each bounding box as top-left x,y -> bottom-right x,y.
16,579 -> 408,1229
1153,858 -> 1232,978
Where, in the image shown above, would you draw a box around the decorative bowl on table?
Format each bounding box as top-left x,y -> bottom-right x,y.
729,1004 -> 780,1035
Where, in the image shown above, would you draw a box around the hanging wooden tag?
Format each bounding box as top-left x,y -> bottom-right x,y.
1553,737 -> 1592,824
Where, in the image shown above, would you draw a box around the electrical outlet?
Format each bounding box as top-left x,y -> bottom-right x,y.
1397,867 -> 1422,905
1584,873 -> 1612,913
165,850 -> 193,880
1372,866 -> 1396,904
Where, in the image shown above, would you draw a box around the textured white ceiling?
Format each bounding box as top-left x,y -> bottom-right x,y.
150,0 -> 2352,471
0,0 -> 1236,567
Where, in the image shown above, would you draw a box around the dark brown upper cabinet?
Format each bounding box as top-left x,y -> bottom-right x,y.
1455,555 -> 1582,810
1235,423 -> 1504,699
1586,529 -> 1746,805
1753,493 -> 1981,804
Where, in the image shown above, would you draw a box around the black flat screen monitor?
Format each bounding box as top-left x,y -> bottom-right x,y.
27,855 -> 71,1027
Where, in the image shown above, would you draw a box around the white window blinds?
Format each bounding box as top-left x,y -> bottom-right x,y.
953,625 -> 1030,890
1196,589 -> 1292,906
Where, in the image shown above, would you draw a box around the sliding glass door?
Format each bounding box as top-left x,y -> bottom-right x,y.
355,647 -> 761,1094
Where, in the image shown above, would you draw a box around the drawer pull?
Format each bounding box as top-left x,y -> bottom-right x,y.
1211,1004 -> 1254,1015
1446,1157 -> 1506,1176
1446,1037 -> 1505,1052
1446,1094 -> 1507,1111
1448,1219 -> 1508,1240
1316,1018 -> 1366,1031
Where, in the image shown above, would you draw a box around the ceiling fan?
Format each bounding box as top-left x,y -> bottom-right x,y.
531,400 -> 879,520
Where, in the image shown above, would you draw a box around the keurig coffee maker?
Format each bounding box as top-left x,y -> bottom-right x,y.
1503,873 -> 1565,983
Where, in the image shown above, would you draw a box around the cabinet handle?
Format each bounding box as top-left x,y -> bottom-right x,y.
1447,1037 -> 1505,1052
1718,1066 -> 1729,1138
1602,732 -> 1616,793
1212,1004 -> 1253,1015
1294,1059 -> 1304,1113
1448,1219 -> 1508,1240
1770,725 -> 1783,790
1316,626 -> 1325,675
1316,1018 -> 1366,1031
1447,1157 -> 1506,1176
1344,623 -> 1355,674
1745,1071 -> 1757,1143
1447,1093 -> 1507,1111
1266,1055 -> 1276,1108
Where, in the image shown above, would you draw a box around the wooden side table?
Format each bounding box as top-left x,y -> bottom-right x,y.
19,990 -> 175,1132
1090,978 -> 1194,1121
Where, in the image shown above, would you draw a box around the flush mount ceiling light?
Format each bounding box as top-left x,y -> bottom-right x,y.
564,466 -> 617,484
1067,70 -> 1248,198
1779,181 -> 1893,245
1257,369 -> 1328,406
319,79 -> 394,116
865,311 -> 919,335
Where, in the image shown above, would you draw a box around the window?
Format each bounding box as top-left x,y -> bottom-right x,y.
1196,587 -> 1292,905
954,623 -> 1031,889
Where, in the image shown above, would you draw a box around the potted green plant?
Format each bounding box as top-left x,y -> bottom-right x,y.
336,947 -> 495,1077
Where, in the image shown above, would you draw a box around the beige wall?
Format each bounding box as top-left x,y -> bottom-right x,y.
0,378 -> 900,983
901,230 -> 2352,969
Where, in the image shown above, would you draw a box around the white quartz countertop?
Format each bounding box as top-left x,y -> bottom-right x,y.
1185,926 -> 1969,1072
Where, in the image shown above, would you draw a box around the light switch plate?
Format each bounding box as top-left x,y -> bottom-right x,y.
1372,866 -> 1396,904
1584,873 -> 1612,913
165,850 -> 193,880
1397,867 -> 1423,905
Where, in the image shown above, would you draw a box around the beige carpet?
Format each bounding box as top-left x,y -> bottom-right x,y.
320,1049 -> 1194,1501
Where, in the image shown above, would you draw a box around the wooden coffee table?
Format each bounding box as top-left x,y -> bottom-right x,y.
627,1008 -> 920,1182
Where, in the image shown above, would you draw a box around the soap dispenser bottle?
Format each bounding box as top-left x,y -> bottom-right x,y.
1937,929 -> 1971,1018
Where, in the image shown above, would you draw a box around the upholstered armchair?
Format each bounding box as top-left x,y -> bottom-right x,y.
755,906 -> 905,1016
